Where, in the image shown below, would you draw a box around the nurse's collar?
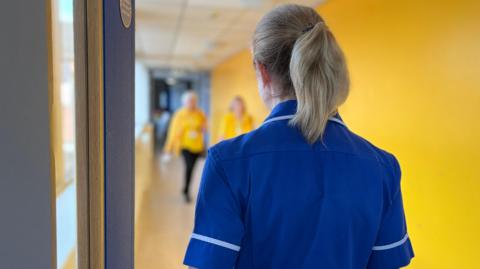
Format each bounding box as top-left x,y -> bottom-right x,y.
264,100 -> 345,127
265,100 -> 298,122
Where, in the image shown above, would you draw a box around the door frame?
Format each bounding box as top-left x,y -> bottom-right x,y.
103,0 -> 135,268
74,0 -> 135,268
74,0 -> 105,268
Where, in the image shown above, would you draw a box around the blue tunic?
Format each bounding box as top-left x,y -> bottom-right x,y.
184,100 -> 414,269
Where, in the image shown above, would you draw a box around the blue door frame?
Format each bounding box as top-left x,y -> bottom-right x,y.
103,0 -> 135,268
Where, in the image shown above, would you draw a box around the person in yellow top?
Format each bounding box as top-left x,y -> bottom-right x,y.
164,91 -> 207,203
218,96 -> 254,141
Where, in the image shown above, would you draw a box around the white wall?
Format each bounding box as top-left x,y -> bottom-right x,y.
56,185 -> 77,267
134,62 -> 152,231
135,62 -> 150,137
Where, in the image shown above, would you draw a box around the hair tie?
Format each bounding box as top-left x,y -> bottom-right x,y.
302,21 -> 326,34
302,24 -> 315,33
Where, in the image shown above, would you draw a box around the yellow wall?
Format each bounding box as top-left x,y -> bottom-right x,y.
211,0 -> 480,268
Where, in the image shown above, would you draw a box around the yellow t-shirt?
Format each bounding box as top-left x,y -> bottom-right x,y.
164,108 -> 207,155
218,112 -> 254,141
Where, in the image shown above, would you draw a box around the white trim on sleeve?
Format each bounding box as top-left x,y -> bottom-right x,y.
372,233 -> 409,251
191,233 -> 241,252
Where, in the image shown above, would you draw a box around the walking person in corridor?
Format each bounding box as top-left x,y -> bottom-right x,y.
164,91 -> 207,203
184,4 -> 414,269
217,96 -> 254,141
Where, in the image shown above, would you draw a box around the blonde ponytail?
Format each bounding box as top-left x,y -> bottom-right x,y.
253,4 -> 349,143
290,22 -> 349,143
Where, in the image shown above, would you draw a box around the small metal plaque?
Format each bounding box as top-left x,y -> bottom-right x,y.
120,0 -> 132,29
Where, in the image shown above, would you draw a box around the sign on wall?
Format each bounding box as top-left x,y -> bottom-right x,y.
119,0 -> 132,29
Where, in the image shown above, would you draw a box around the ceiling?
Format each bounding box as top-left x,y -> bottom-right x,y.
136,0 -> 325,70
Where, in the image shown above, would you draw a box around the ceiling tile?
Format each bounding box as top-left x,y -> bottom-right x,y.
172,37 -> 207,58
136,0 -> 185,9
139,32 -> 175,54
181,6 -> 241,31
188,0 -> 249,9
136,4 -> 182,28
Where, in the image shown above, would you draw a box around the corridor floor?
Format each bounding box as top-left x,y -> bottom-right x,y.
135,135 -> 204,269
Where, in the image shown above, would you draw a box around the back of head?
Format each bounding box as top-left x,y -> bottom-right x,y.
253,4 -> 350,143
230,95 -> 246,113
182,90 -> 198,110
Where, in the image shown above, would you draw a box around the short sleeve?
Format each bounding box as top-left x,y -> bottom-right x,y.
184,149 -> 244,269
217,115 -> 229,140
367,159 -> 414,269
201,111 -> 208,127
163,111 -> 182,155
246,115 -> 254,131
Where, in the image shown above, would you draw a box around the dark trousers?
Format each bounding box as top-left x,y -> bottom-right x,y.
181,149 -> 200,195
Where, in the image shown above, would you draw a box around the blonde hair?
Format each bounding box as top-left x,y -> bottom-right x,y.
253,4 -> 349,143
229,96 -> 246,112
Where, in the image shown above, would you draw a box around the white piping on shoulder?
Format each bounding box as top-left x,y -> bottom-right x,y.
262,115 -> 346,127
372,233 -> 409,251
262,115 -> 296,125
191,233 -> 241,251
328,117 -> 346,126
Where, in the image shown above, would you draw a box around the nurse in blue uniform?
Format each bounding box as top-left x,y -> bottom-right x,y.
184,4 -> 414,269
